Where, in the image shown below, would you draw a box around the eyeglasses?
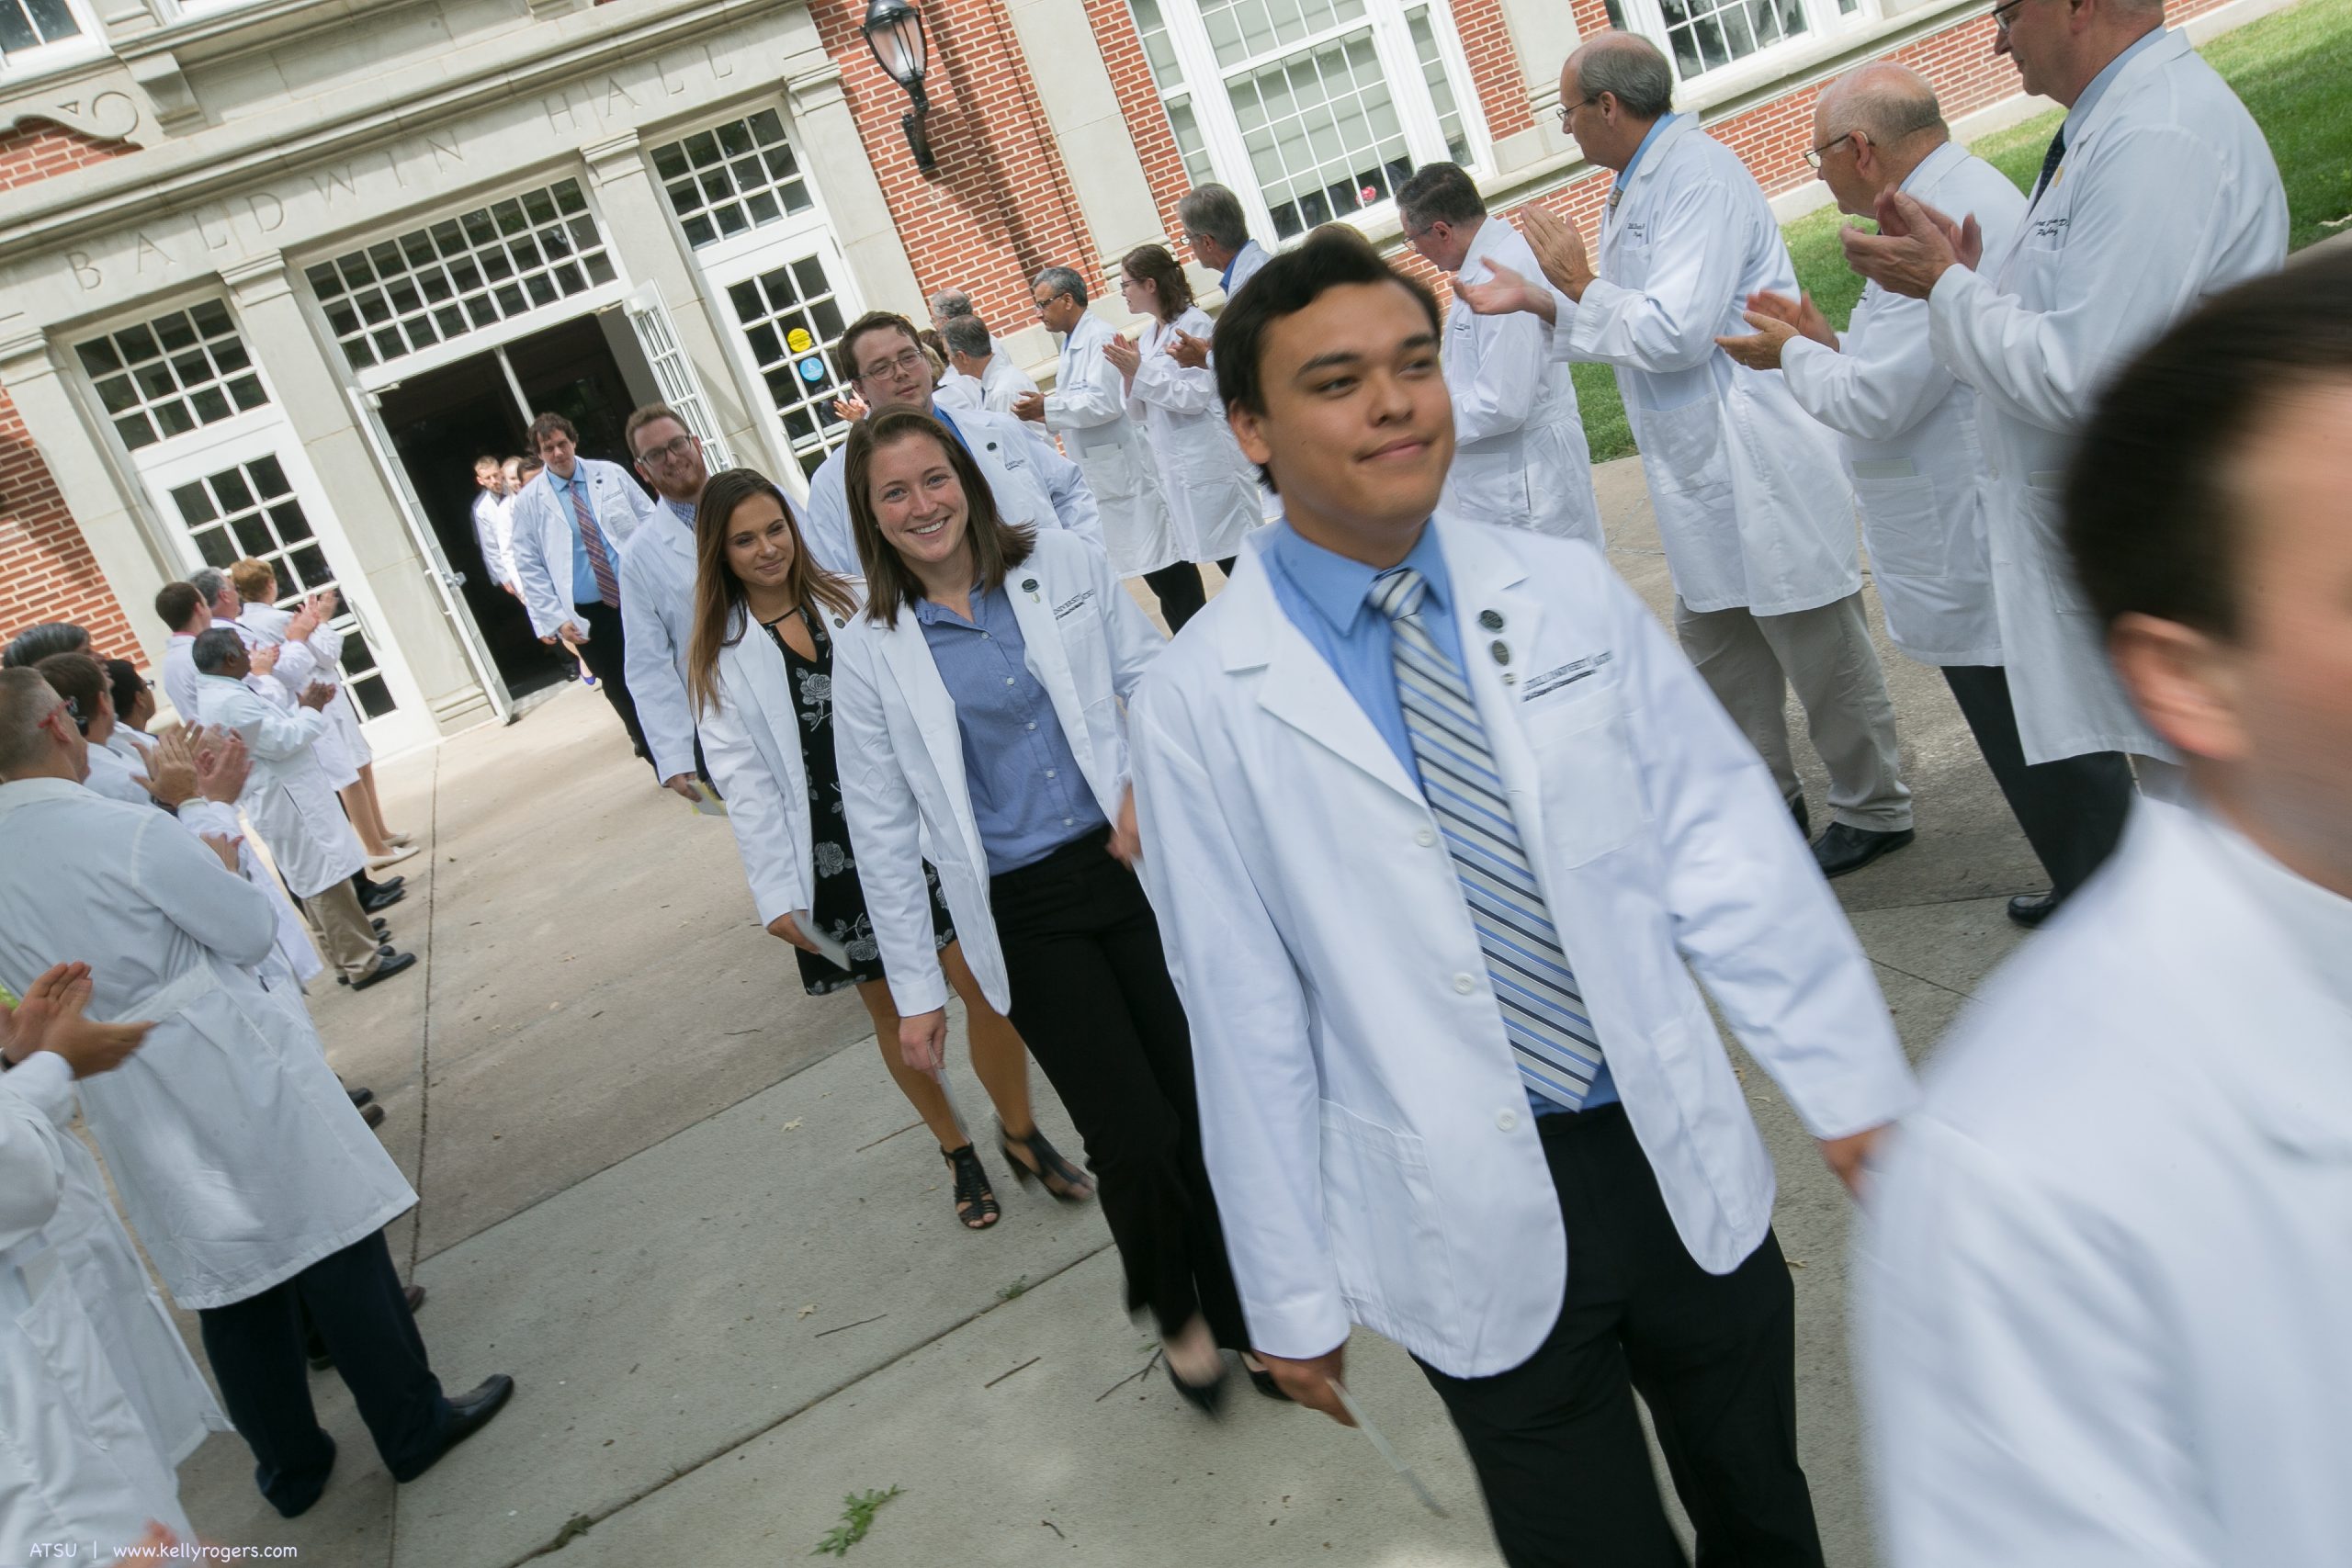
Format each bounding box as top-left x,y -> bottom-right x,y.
1555,95 -> 1596,130
1802,129 -> 1863,170
635,434 -> 698,465
858,347 -> 930,382
1990,0 -> 2030,31
1032,293 -> 1068,314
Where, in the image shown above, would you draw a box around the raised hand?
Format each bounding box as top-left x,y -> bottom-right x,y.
1102,333 -> 1142,382
1455,261 -> 1556,324
1012,389 -> 1048,424
1166,330 -> 1211,370
138,728 -> 200,809
1746,288 -> 1837,349
299,680 -> 336,711
249,644 -> 280,677
1714,310 -> 1803,371
0,962 -> 153,1077
1842,190 -> 1968,301
1519,204 -> 1596,301
194,729 -> 251,803
831,391 -> 869,423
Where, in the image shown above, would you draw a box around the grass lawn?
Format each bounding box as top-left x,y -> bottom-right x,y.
1577,0 -> 2352,460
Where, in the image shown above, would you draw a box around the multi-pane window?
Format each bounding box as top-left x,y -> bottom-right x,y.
1615,0 -> 1873,82
0,0 -> 82,62
724,256 -> 853,479
650,111 -> 815,250
1125,0 -> 1481,242
168,454 -> 394,717
306,179 -> 617,370
75,301 -> 268,453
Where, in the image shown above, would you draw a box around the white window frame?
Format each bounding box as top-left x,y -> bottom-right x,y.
699,226 -> 865,490
0,0 -> 104,84
1139,0 -> 1495,245
1612,0 -> 1881,102
643,107 -> 825,273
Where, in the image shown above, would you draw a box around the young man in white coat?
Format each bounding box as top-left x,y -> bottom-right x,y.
471,453 -> 516,592
1842,0 -> 2286,792
0,668 -> 514,1519
1397,161 -> 1601,549
1464,32 -> 1917,881
619,402 -> 725,805
805,310 -> 1103,578
1128,226 -> 1917,1567
1717,63 -> 2133,927
507,411 -> 661,763
1860,250 -> 2352,1568
154,580 -> 210,726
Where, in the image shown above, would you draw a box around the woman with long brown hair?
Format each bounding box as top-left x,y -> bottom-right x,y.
831,411 -> 1262,1414
685,466 -> 1090,1231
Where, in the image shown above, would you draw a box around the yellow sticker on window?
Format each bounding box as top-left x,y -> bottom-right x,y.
786,328 -> 815,354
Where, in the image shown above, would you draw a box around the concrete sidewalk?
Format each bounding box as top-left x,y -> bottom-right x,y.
166,457 -> 2036,1565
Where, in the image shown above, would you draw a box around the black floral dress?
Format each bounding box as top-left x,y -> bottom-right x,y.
765,610 -> 955,996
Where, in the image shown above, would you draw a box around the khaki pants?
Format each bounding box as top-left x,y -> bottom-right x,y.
1674,591 -> 1913,832
299,878 -> 379,982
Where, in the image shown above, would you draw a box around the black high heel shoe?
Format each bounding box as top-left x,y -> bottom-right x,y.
1166,1357 -> 1229,1416
1241,1355 -> 1290,1402
999,1122 -> 1094,1204
943,1144 -> 1000,1230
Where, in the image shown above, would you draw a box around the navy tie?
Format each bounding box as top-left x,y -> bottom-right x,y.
2031,125 -> 2067,202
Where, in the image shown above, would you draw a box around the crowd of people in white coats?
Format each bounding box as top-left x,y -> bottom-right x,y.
6,4 -> 2349,1562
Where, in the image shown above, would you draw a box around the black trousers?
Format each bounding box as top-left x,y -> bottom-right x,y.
989,833 -> 1248,1347
1141,563 -> 1209,634
1941,664 -> 2133,900
571,597 -> 650,761
1419,1107 -> 1823,1568
198,1230 -> 451,1517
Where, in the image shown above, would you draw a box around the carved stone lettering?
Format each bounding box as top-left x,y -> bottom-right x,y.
308,163 -> 360,206
658,53 -> 685,96
703,41 -> 735,80
196,206 -> 233,252
545,90 -> 580,134
242,191 -> 286,232
603,76 -> 639,115
68,252 -> 102,291
132,231 -> 171,274
426,130 -> 464,172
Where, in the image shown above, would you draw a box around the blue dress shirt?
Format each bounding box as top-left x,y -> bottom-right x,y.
918,582 -> 1107,875
663,495 -> 695,528
1615,112 -> 1679,199
1259,522 -> 1616,1112
548,466 -> 600,605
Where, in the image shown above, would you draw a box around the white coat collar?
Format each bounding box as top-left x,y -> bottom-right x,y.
1458,213 -> 1512,278
0,775 -> 86,818
2069,28 -> 2189,149
1899,140 -> 1970,202
1614,115 -> 1701,210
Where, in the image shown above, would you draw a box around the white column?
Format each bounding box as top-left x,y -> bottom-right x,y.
1001,0 -> 1168,268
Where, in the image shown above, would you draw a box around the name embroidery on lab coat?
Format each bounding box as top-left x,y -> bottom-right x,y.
1053,591 -> 1094,619
2028,215 -> 2071,242
1521,650 -> 1613,701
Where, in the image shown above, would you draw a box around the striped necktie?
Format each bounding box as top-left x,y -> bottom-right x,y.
567,474 -> 622,608
1370,567 -> 1603,1110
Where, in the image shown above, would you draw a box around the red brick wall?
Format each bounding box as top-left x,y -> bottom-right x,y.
0,118 -> 140,655
1454,0 -> 1538,141
807,0 -> 1098,327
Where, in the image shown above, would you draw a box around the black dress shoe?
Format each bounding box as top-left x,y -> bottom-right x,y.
347,1087 -> 376,1109
362,887 -> 406,915
267,1432 -> 335,1517
393,1374 -> 516,1483
370,918 -> 390,935
350,952 -> 417,990
2007,891 -> 2061,928
1812,822 -> 1916,878
1790,795 -> 1811,839
361,1102 -> 386,1130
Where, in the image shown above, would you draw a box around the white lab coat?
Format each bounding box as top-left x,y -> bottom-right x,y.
177,795 -> 322,990
1126,518 -> 1915,1375
472,487 -> 516,589
1442,218 -> 1602,548
507,458 -> 659,640
194,674 -> 364,899
81,740 -> 152,807
1045,312 -> 1183,579
1,1055 -> 204,1562
1780,143 -> 2022,667
1125,305 -> 1263,565
833,530 -> 1164,1016
1860,798 -> 2352,1566
804,402 -> 1104,580
0,780 -> 414,1311
237,603 -> 365,788
1561,117 -> 1860,615
1222,239 -> 1270,298
932,368 -> 984,413
975,354 -> 1041,414
159,634 -> 200,728
1927,28 -> 2287,762
618,502 -> 706,784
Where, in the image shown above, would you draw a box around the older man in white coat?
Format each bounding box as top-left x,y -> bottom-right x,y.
0,668 -> 514,1520
1465,32 -> 1915,881
941,314 -> 1039,415
806,310 -> 1102,578
1860,254 -> 2352,1568
1398,161 -> 1601,548
2,963 -> 214,1561
1135,227 -> 1915,1568
1844,0 -> 2287,791
1718,64 -> 2134,926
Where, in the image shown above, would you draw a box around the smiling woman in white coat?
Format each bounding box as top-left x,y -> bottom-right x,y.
831,409 -> 1255,1413
684,465 -> 1091,1233
1860,253 -> 2352,1568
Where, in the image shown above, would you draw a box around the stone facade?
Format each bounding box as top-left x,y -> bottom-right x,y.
0,0 -> 2281,746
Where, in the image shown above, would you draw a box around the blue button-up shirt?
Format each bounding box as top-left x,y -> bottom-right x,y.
1260,521 -> 1616,1112
1614,112 -> 1679,198
918,582 -> 1106,875
663,495 -> 695,528
547,465 -> 600,604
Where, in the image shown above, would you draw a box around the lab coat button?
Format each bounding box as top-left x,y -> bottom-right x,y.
1045,769 -> 1057,779
1453,973 -> 1476,995
1416,829 -> 1436,848
1496,1109 -> 1519,1132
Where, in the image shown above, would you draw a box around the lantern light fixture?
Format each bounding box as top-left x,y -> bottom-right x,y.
861,0 -> 939,175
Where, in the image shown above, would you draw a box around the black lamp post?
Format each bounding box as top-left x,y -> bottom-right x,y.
861,0 -> 939,175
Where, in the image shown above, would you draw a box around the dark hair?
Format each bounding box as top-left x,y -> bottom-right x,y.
2065,249 -> 2352,639
846,411 -> 1035,625
33,651 -> 105,734
832,310 -> 923,384
940,315 -> 992,360
190,626 -> 246,674
624,402 -> 690,461
154,581 -> 206,633
3,622 -> 89,669
107,657 -> 149,722
1210,225 -> 1444,484
1121,243 -> 1195,322
684,468 -> 858,719
1395,162 -> 1486,231
528,412 -> 579,449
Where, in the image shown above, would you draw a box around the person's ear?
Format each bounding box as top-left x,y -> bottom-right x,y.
2109,613 -> 2250,763
1228,402 -> 1273,474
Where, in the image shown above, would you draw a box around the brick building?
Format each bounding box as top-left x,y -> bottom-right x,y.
0,0 -> 2265,746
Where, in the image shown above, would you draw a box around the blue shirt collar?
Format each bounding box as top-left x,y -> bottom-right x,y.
912,581 -> 990,627
1615,112 -> 1679,191
931,403 -> 972,455
1265,518 -> 1450,640
663,495 -> 696,526
1219,239 -> 1262,291
548,463 -> 586,492
2067,28 -> 2165,138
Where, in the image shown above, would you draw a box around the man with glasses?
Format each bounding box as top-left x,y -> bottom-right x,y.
1843,0 -> 2285,855
619,403 -> 726,803
802,310 -> 1102,578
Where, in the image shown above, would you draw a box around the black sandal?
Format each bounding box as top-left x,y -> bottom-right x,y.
999,1122 -> 1093,1204
944,1144 -> 1000,1230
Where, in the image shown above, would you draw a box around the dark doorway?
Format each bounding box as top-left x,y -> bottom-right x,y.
376,313 -> 649,701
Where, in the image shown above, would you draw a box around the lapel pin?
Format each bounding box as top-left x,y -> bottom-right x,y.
1479,609 -> 1504,631
1022,577 -> 1041,603
1489,640 -> 1510,667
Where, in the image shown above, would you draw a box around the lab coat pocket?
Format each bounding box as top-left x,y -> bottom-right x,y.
1317,1100 -> 1455,1342
1079,442 -> 1141,502
1521,682 -> 1646,866
1636,397 -> 1732,502
1446,445 -> 1528,519
1853,469 -> 1949,581
2022,475 -> 2096,618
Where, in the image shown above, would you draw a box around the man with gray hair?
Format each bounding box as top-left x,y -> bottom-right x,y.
1464,29 -> 1917,881
941,313 -> 1038,414
1718,63 -> 2129,925
1177,182 -> 1268,299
